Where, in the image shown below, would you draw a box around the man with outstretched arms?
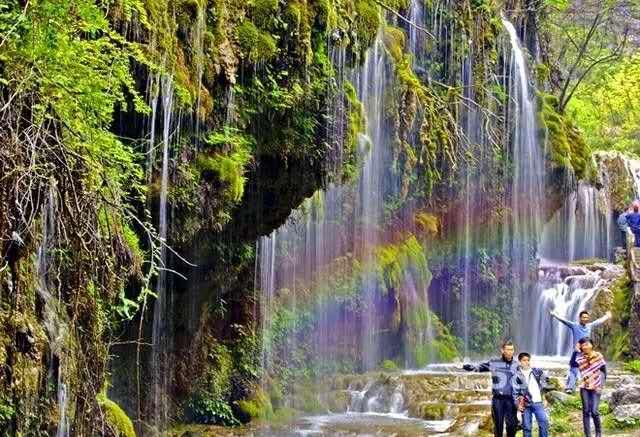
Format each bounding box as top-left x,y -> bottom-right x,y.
463,340 -> 519,437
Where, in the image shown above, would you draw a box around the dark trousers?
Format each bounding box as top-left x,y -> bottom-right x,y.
580,388 -> 602,437
492,396 -> 518,437
634,231 -> 640,248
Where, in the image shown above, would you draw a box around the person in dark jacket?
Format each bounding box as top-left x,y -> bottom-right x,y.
512,352 -> 551,437
626,204 -> 640,247
463,340 -> 519,437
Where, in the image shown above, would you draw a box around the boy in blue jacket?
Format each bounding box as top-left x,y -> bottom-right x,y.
512,352 -> 551,437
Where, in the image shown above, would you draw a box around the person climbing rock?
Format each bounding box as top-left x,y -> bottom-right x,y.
576,338 -> 607,437
462,340 -> 519,437
549,310 -> 611,393
617,205 -> 632,249
512,352 -> 551,437
626,204 -> 640,247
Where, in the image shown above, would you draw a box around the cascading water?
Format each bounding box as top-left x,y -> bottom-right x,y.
257,25 -> 439,400
36,182 -> 69,437
540,181 -> 613,262
151,74 -> 175,430
501,18 -> 546,343
531,266 -> 605,355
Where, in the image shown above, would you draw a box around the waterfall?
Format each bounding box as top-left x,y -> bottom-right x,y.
151,74 -> 174,430
501,18 -> 545,342
146,74 -> 160,182
530,266 -> 604,355
36,183 -> 69,437
256,21 -> 443,396
540,181 -> 613,262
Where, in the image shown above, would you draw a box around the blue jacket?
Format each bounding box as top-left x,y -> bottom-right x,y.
627,212 -> 640,233
618,212 -> 629,232
464,355 -> 519,398
551,313 -> 610,347
512,367 -> 552,406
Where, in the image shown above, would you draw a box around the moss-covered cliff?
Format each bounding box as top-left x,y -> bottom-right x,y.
0,0 -> 597,433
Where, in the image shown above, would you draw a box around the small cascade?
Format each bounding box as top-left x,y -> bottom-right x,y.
146,74 -> 160,182
36,182 -> 70,437
151,74 -> 175,430
347,380 -> 406,415
56,374 -> 69,437
530,266 -> 605,355
407,0 -> 424,61
326,39 -> 347,178
541,181 -> 614,262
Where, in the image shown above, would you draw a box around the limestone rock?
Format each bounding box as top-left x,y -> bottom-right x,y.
611,384 -> 640,407
613,403 -> 640,421
616,375 -> 638,388
546,390 -> 572,404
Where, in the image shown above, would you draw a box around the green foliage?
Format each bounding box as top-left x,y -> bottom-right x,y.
549,394 -> 583,433
187,395 -> 240,426
186,342 -> 240,426
607,274 -> 633,360
469,305 -> 504,354
251,0 -> 279,28
568,55 -> 640,155
603,415 -> 640,431
623,360 -> 640,375
0,395 -> 14,428
195,128 -> 254,202
380,359 -> 399,372
97,395 -> 136,437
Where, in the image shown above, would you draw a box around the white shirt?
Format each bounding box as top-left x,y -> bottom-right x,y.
521,368 -> 542,403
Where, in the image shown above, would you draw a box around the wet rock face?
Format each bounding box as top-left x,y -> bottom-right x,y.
593,151 -> 637,213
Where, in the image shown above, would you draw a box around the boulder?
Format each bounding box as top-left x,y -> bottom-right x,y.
546,390 -> 572,404
616,375 -> 638,388
611,384 -> 640,407
613,403 -> 640,422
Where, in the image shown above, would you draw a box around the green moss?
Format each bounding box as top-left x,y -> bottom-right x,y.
237,20 -> 278,62
376,235 -> 430,291
414,402 -> 447,420
236,386 -> 273,420
354,0 -> 380,50
97,396 -> 135,437
344,81 -> 366,180
252,0 -> 279,28
607,273 -> 632,360
538,92 -> 592,179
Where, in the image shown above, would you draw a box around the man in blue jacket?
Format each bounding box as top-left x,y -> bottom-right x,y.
627,204 -> 640,247
512,352 -> 551,437
550,309 -> 611,393
463,340 -> 519,437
